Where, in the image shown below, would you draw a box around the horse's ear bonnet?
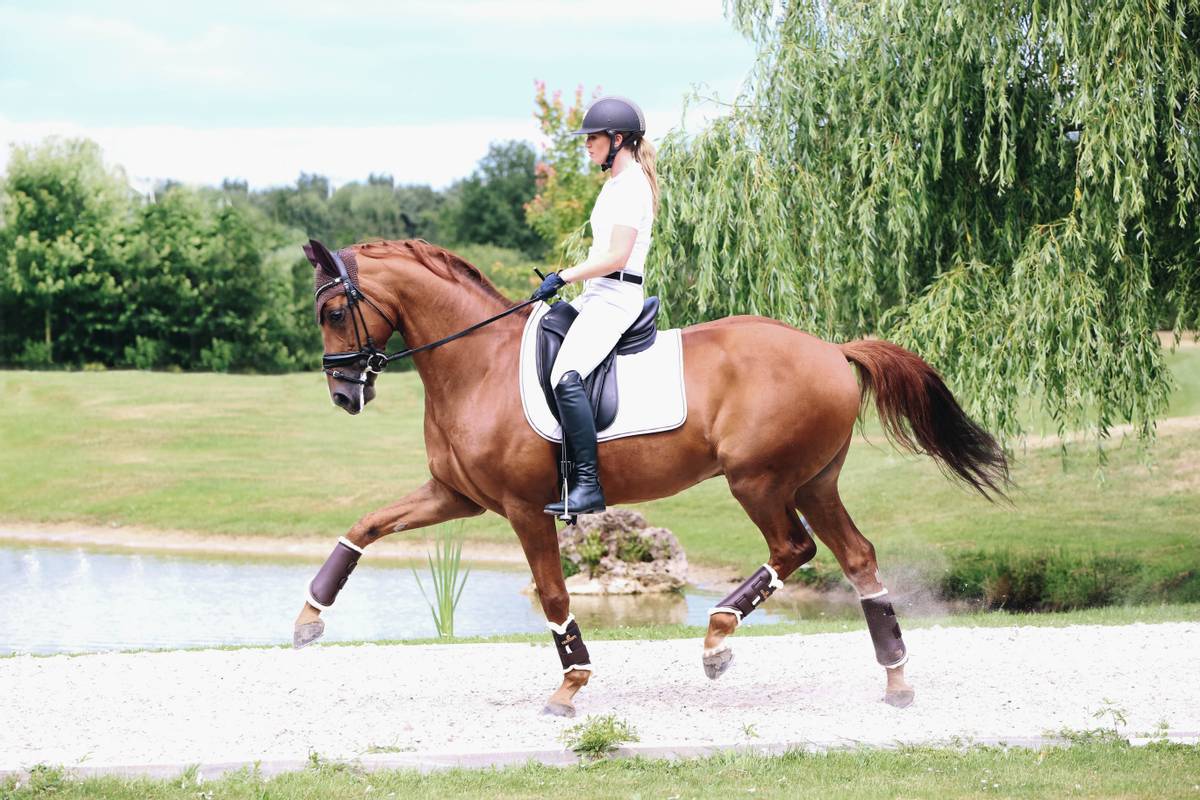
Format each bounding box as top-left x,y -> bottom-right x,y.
307,238 -> 361,322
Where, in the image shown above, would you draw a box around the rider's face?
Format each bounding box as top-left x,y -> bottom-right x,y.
585,132 -> 620,166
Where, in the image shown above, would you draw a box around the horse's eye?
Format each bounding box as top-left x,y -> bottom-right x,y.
329,308 -> 346,323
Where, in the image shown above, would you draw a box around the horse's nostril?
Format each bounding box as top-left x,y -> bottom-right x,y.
333,392 -> 351,408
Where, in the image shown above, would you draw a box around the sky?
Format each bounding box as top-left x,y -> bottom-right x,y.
0,0 -> 756,191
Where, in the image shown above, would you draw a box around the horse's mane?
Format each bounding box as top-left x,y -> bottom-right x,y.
353,239 -> 517,307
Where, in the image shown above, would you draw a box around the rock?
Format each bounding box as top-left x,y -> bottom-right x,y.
550,508 -> 688,595
563,575 -> 643,595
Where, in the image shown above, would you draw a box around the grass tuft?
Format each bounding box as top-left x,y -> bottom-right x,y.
560,714 -> 641,760
22,764 -> 69,794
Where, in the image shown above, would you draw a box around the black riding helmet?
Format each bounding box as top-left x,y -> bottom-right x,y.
570,95 -> 646,172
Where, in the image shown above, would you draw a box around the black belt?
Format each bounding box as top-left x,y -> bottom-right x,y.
600,271 -> 643,285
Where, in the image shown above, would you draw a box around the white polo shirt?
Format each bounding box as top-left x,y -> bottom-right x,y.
585,163 -> 654,283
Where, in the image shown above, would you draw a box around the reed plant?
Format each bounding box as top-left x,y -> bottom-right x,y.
411,524 -> 471,637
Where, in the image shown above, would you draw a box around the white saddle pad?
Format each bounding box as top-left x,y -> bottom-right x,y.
519,300 -> 687,443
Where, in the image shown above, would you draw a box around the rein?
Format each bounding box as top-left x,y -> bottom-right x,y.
318,249 -> 537,385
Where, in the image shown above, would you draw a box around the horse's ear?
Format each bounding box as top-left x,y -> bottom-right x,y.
307,238 -> 339,278
302,242 -> 318,268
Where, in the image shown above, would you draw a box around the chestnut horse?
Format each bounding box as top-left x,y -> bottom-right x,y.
295,238 -> 1008,714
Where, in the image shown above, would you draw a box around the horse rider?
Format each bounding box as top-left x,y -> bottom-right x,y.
530,95 -> 661,516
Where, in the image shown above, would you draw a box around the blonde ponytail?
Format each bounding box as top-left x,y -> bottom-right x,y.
632,137 -> 660,213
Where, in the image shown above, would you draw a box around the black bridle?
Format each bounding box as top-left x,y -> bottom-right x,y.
318,248 -> 538,385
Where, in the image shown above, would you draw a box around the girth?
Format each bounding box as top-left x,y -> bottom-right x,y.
534,297 -> 660,431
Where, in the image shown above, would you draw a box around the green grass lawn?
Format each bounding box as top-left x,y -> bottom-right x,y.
1,348 -> 1196,594
7,740 -> 1199,799
1162,339 -> 1200,417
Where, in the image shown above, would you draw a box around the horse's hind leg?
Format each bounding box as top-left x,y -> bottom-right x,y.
794,454 -> 915,708
703,473 -> 818,679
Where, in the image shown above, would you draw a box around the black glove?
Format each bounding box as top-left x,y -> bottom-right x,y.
531,271 -> 566,302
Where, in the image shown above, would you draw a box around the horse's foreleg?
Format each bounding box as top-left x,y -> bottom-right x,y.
795,482 -> 914,708
508,507 -> 592,717
704,474 -> 817,679
293,477 -> 484,648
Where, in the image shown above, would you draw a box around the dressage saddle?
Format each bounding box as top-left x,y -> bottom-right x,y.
535,297 -> 660,432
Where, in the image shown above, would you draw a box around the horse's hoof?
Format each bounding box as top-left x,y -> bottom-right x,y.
702,646 -> 734,680
541,702 -> 576,718
293,620 -> 325,649
884,689 -> 915,708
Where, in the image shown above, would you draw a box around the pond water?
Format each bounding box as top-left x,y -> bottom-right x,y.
0,543 -> 862,655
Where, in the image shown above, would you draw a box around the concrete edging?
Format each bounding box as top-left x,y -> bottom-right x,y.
3,732 -> 1198,782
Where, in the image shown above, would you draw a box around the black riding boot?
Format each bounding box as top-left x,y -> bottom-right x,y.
544,371 -> 607,516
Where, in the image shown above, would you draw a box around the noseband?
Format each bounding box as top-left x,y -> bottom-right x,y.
317,247 -> 537,385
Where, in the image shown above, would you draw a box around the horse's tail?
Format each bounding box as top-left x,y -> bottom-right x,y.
840,339 -> 1010,501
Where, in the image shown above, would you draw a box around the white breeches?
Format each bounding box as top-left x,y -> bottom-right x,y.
549,283 -> 645,385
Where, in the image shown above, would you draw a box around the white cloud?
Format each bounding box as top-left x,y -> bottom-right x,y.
0,117 -> 539,190
1,7 -> 292,91
278,0 -> 730,24
0,96 -> 737,192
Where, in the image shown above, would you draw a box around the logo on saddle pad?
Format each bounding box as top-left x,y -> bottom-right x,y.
519,300 -> 687,444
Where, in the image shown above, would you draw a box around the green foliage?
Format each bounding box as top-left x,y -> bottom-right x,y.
559,714 -> 640,759
122,336 -> 165,370
1092,698 -> 1130,732
938,549 -> 1163,611
304,749 -> 356,777
175,764 -> 200,789
199,339 -> 235,373
411,524 -> 472,637
253,172 -> 334,242
0,134 -> 552,372
451,243 -> 542,300
14,340 -> 53,368
126,186 -> 316,372
363,740 -> 415,754
652,0 -> 1200,443
1057,701 -> 1130,745
787,559 -> 846,593
20,763 -> 69,795
577,531 -> 605,577
525,82 -> 605,260
440,140 -> 544,257
615,533 -> 652,564
0,138 -> 134,365
0,142 -> 321,372
252,172 -> 446,245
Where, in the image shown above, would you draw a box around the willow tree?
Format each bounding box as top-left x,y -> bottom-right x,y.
649,0 -> 1199,441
